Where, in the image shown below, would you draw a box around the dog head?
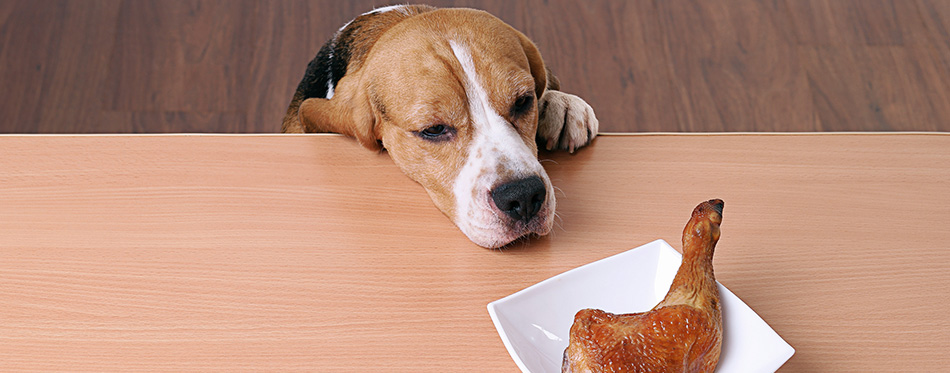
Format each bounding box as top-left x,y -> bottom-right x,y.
298,9 -> 554,248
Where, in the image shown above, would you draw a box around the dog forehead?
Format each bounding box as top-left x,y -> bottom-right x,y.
372,9 -> 531,74
369,59 -> 466,129
367,20 -> 534,126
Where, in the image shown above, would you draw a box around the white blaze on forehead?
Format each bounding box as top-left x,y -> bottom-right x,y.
449,40 -> 537,167
449,40 -> 550,246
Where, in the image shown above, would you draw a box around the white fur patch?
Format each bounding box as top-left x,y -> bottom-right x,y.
449,41 -> 554,247
326,49 -> 336,99
364,5 -> 409,15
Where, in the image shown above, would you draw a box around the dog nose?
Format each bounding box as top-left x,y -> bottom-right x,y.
491,176 -> 546,222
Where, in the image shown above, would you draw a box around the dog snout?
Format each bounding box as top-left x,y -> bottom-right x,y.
491,176 -> 546,222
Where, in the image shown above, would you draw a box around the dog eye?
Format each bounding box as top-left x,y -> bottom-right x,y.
416,124 -> 455,142
422,124 -> 447,136
511,94 -> 534,117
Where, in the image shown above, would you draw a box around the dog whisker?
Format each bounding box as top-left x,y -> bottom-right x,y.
553,211 -> 565,232
552,185 -> 566,198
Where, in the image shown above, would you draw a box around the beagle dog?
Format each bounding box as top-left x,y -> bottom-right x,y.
282,5 -> 598,248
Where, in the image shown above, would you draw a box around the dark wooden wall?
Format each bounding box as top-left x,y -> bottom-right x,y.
2,0 -> 949,133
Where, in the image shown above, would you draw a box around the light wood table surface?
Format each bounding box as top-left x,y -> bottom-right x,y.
2,133 -> 948,371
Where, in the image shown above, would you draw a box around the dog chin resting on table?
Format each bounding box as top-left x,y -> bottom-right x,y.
282,5 -> 598,249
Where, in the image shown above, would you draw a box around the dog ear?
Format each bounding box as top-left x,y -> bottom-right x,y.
517,33 -> 557,99
298,76 -> 381,150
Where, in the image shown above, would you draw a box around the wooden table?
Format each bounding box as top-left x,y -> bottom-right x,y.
2,133 -> 948,371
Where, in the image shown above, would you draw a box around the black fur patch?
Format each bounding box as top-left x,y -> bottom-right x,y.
294,27 -> 355,100
292,6 -> 436,102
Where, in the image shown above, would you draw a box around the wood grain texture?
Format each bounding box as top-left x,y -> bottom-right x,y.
2,0 -> 950,133
1,134 -> 948,371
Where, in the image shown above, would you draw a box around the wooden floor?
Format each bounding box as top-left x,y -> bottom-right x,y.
2,0 -> 949,133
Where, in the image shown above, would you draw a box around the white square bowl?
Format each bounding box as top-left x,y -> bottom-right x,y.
487,239 -> 794,372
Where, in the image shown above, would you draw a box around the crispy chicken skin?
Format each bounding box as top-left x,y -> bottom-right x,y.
563,199 -> 725,373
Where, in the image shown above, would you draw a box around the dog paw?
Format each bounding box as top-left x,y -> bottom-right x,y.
537,90 -> 599,153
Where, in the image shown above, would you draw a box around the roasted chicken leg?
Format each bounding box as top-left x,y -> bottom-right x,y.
563,199 -> 725,373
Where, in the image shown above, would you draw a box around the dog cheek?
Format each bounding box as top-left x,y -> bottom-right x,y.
522,116 -> 540,156
388,143 -> 461,222
526,135 -> 539,157
427,156 -> 461,221
426,186 -> 457,223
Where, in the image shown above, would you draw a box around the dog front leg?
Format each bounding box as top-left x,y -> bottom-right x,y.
537,90 -> 599,153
